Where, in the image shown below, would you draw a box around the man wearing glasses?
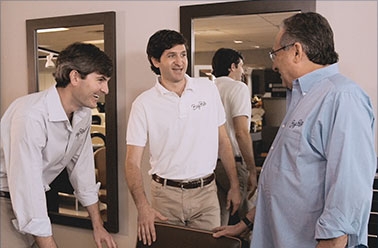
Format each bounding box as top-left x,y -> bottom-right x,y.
250,12 -> 376,248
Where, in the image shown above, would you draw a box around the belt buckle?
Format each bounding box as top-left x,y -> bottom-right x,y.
180,180 -> 189,189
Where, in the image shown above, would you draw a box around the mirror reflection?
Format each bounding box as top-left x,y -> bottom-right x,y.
180,1 -> 315,167
26,11 -> 118,233
192,12 -> 296,166
37,24 -> 108,221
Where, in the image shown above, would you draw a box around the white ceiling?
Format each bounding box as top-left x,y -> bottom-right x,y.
37,24 -> 104,56
36,11 -> 297,67
193,11 -> 298,52
37,24 -> 104,72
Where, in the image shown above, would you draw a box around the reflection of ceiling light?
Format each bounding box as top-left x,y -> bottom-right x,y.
83,40 -> 104,45
234,40 -> 243,44
194,29 -> 223,35
37,27 -> 69,33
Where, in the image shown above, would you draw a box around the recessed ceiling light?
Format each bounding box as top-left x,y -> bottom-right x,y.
37,27 -> 69,33
234,40 -> 243,44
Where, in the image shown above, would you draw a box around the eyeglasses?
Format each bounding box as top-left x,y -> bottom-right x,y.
269,43 -> 295,61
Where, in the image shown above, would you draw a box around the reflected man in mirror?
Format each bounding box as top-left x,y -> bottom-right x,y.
211,48 -> 258,246
0,42 -> 117,248
125,29 -> 241,246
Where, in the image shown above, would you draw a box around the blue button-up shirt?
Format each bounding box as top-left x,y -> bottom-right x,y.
251,63 -> 376,248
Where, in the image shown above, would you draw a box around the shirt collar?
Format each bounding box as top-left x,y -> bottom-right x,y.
46,86 -> 68,122
46,86 -> 87,123
295,63 -> 339,94
154,74 -> 195,95
215,76 -> 239,83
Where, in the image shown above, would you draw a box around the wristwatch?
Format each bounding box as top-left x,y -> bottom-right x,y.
242,217 -> 253,230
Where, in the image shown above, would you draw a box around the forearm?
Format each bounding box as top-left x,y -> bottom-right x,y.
218,138 -> 239,189
245,207 -> 256,223
316,235 -> 347,248
234,117 -> 257,194
126,166 -> 150,210
125,145 -> 150,210
34,236 -> 58,248
233,117 -> 256,172
86,202 -> 103,229
239,207 -> 256,231
235,129 -> 257,175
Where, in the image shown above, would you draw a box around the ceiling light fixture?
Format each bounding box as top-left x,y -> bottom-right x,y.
83,39 -> 104,45
37,27 -> 69,33
234,40 -> 243,44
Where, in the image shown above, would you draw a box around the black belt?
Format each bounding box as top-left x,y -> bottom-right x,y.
234,156 -> 243,163
152,173 -> 215,189
0,191 -> 10,199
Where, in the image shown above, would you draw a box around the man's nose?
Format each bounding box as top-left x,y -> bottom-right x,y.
101,81 -> 109,95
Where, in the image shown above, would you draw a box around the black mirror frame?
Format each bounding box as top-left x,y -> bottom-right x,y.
180,0 -> 316,76
26,11 -> 118,233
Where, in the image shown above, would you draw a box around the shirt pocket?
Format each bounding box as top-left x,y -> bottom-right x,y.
272,127 -> 302,171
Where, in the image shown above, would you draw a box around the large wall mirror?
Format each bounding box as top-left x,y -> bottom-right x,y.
26,12 -> 118,233
180,1 -> 315,166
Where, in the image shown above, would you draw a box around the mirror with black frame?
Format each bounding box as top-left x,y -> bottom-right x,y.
180,0 -> 315,166
26,11 -> 118,233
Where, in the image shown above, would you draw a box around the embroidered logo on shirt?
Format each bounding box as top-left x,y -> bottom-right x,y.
289,119 -> 304,128
75,128 -> 86,138
191,101 -> 207,110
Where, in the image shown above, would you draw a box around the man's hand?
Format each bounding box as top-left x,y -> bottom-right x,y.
93,225 -> 117,248
137,204 -> 168,246
212,222 -> 246,238
226,186 -> 241,215
87,203 -> 117,247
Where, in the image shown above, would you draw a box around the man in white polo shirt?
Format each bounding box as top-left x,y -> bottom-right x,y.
212,48 -> 257,246
125,29 -> 241,246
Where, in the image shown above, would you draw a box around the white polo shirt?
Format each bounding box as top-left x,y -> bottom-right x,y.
0,86 -> 98,237
215,76 -> 251,157
127,75 -> 226,180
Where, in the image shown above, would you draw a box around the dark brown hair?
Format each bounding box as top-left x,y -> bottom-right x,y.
54,42 -> 113,87
146,29 -> 188,75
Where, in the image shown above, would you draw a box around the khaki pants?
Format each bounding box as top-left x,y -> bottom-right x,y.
0,197 -> 35,247
151,178 -> 220,230
215,159 -> 250,225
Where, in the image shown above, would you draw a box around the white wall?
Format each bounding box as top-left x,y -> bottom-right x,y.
317,1 -> 377,147
1,1 -> 377,247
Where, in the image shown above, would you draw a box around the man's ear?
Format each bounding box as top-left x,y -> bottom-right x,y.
230,63 -> 236,71
293,42 -> 305,63
151,57 -> 160,69
69,70 -> 80,86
